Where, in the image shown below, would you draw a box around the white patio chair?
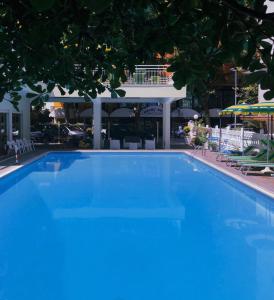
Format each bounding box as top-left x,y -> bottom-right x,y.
22,139 -> 30,152
145,139 -> 155,150
23,138 -> 35,152
129,142 -> 138,150
110,139 -> 121,150
6,141 -> 15,155
20,139 -> 27,153
15,139 -> 25,154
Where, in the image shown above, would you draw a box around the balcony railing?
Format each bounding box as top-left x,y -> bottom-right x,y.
123,65 -> 173,86
80,64 -> 173,86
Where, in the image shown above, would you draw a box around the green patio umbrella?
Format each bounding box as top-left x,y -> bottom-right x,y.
249,102 -> 274,164
220,103 -> 252,116
249,101 -> 274,114
220,102 -> 274,164
219,104 -> 252,152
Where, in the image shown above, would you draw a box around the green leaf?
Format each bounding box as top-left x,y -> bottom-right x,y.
260,75 -> 274,90
57,85 -> 66,95
260,40 -> 273,51
115,89 -> 126,97
47,82 -> 55,92
89,89 -> 97,99
111,90 -> 117,98
245,70 -> 267,84
97,84 -> 106,94
26,92 -> 38,98
28,84 -> 43,93
249,59 -> 265,72
80,0 -> 111,13
10,101 -> 19,111
84,94 -> 91,102
31,96 -> 44,106
263,90 -> 274,100
30,0 -> 56,11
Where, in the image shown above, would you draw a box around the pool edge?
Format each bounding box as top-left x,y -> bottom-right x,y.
182,150 -> 274,200
0,151 -> 50,179
1,149 -> 273,199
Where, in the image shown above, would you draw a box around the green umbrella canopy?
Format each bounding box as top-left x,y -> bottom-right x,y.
249,102 -> 274,164
220,104 -> 252,116
249,102 -> 274,115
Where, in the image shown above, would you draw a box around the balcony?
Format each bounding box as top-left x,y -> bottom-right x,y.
122,65 -> 173,86
51,64 -> 185,101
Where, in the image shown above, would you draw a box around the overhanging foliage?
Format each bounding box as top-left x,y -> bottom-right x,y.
1,0 -> 274,105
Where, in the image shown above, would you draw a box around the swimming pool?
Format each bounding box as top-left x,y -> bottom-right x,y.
0,152 -> 273,300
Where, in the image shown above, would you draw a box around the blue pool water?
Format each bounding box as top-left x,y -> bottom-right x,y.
0,152 -> 274,300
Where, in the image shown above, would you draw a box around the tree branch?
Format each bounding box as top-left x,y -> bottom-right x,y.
221,0 -> 274,21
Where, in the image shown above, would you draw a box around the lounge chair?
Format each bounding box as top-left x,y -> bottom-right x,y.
216,140 -> 241,161
237,151 -> 274,169
223,145 -> 255,162
145,139 -> 155,150
226,149 -> 267,167
110,139 -> 121,150
240,162 -> 274,175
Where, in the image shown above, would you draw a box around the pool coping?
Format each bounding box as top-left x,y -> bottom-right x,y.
0,151 -> 49,179
0,149 -> 273,199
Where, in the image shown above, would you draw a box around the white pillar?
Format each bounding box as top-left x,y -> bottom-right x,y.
8,111 -> 13,141
21,100 -> 31,140
93,98 -> 102,149
163,101 -> 171,149
240,127 -> 244,152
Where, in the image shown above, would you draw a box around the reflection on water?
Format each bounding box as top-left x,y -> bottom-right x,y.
0,183 -> 65,300
0,152 -> 273,300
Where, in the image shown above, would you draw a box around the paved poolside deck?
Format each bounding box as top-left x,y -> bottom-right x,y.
0,148 -> 273,198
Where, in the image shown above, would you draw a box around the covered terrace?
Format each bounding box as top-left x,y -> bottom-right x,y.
48,65 -> 187,149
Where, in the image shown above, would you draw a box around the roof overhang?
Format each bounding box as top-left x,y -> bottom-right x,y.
48,86 -> 186,104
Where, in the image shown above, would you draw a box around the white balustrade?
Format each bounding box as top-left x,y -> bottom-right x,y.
123,65 -> 173,86
91,65 -> 173,86
210,127 -> 269,150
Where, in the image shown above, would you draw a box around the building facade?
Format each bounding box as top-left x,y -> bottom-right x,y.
0,90 -> 30,154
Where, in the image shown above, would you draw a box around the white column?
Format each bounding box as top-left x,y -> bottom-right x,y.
163,101 -> 171,149
21,100 -> 31,139
8,111 -> 13,141
240,127 -> 244,152
93,98 -> 102,149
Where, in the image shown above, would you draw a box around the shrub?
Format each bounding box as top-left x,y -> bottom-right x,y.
183,126 -> 190,135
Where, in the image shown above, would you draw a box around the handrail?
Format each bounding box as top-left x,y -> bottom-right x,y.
123,65 -> 173,86
89,65 -> 173,86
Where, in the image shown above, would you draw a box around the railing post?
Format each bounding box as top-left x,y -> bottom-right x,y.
219,128 -> 222,152
163,100 -> 171,149
93,98 -> 102,149
240,127 -> 244,152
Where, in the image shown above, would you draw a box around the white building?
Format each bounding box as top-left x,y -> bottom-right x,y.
0,65 -> 186,152
0,89 -> 30,153
49,65 -> 187,149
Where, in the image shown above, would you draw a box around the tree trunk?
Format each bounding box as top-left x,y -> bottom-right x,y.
201,92 -> 210,126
